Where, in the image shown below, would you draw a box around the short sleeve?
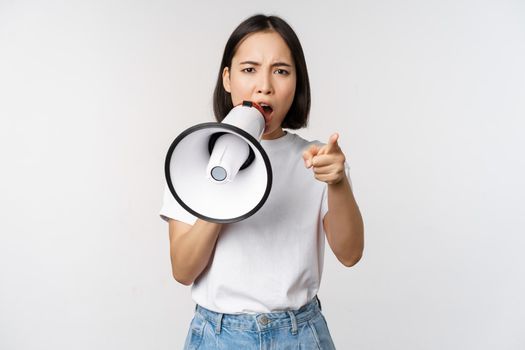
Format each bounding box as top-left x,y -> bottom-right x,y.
159,184 -> 198,225
321,161 -> 352,219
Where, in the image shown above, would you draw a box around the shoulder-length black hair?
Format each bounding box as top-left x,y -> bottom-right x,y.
213,14 -> 311,129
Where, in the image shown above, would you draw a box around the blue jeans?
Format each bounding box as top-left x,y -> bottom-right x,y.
183,296 -> 336,349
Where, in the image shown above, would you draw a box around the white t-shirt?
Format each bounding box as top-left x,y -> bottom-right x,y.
160,132 -> 350,314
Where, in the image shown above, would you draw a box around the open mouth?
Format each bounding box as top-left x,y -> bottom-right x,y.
246,101 -> 273,132
261,104 -> 273,113
258,103 -> 273,122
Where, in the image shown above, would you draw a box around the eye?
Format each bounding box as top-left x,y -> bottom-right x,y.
275,68 -> 289,75
241,67 -> 255,73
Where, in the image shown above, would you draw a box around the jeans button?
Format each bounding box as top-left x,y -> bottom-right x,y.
259,315 -> 270,325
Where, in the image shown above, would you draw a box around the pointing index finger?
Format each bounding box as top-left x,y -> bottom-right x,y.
324,133 -> 340,153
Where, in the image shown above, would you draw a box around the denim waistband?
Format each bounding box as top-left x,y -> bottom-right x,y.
195,296 -> 322,334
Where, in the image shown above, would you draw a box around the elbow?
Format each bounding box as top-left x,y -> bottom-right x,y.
340,253 -> 363,268
172,270 -> 194,286
170,257 -> 195,285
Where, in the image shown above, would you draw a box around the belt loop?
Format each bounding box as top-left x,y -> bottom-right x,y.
215,313 -> 224,334
316,295 -> 322,311
287,311 -> 298,335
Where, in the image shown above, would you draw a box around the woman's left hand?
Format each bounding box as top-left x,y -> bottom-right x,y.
302,133 -> 347,185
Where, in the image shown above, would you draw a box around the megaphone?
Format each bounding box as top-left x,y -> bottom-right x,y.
165,101 -> 273,223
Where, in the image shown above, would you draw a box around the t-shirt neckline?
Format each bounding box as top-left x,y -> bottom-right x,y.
260,131 -> 294,149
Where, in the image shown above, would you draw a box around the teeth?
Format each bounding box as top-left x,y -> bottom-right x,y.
259,103 -> 272,111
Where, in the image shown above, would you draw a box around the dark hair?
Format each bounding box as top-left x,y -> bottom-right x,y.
213,14 -> 311,129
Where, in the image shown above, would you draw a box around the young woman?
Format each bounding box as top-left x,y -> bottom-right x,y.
160,14 -> 364,349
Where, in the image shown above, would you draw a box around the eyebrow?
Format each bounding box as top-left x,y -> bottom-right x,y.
239,60 -> 293,68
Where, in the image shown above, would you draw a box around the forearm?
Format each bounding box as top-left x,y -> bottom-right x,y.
170,219 -> 223,285
325,175 -> 364,267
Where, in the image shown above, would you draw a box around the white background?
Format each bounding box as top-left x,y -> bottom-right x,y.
1,0 -> 524,349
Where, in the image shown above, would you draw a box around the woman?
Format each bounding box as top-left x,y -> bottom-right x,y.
160,14 -> 364,349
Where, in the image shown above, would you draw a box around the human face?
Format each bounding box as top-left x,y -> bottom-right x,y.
222,31 -> 297,140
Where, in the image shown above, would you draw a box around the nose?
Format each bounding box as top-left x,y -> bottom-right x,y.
256,72 -> 273,95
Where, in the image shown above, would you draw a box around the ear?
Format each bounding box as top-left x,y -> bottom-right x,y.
222,67 -> 231,93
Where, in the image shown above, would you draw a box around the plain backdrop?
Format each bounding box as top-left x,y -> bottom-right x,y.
1,0 -> 524,349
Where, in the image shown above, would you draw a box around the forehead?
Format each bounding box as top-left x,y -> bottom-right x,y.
232,31 -> 294,64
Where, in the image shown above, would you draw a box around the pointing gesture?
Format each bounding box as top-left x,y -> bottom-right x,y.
303,133 -> 347,185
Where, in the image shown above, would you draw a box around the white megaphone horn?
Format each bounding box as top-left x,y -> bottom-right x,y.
165,101 -> 273,223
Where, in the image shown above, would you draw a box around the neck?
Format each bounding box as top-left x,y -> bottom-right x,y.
262,128 -> 286,140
